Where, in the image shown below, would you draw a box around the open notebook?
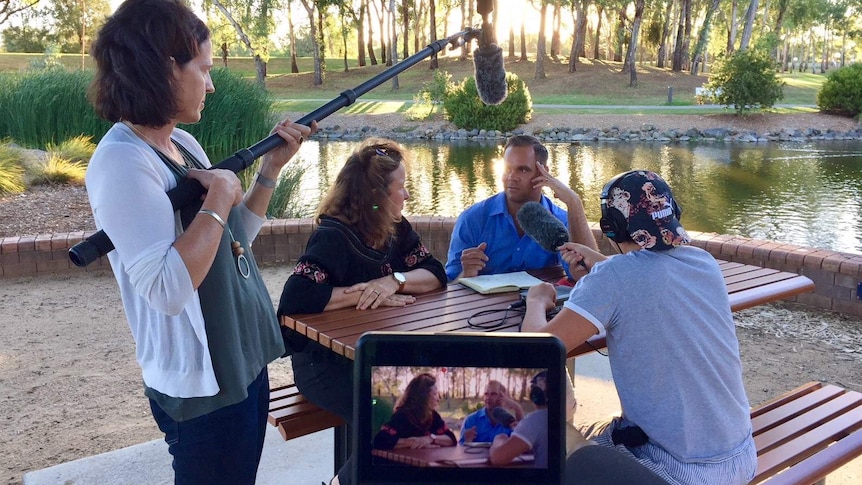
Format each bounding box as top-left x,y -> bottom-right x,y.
353,332 -> 567,485
458,271 -> 544,295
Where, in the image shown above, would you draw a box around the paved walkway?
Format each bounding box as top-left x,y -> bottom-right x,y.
23,354 -> 618,485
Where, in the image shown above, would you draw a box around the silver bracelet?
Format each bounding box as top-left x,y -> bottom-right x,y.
254,172 -> 277,189
198,209 -> 226,228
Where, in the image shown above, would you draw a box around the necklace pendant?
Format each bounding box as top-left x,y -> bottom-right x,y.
236,253 -> 250,279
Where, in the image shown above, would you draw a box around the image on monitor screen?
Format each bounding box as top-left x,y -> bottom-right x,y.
367,365 -> 551,471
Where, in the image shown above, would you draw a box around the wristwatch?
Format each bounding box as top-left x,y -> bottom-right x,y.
392,272 -> 407,292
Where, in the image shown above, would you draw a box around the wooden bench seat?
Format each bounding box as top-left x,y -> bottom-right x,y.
751,382 -> 862,484
268,383 -> 345,441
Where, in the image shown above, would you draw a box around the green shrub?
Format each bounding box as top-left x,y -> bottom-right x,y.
409,70 -> 452,121
816,64 -> 862,118
442,72 -> 532,131
706,49 -> 785,115
0,142 -> 26,195
31,153 -> 87,186
46,135 -> 96,165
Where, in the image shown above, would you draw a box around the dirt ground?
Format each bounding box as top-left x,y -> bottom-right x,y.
1,111 -> 862,483
1,264 -> 861,484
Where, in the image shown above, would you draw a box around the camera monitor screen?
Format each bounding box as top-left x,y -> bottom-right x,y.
353,332 -> 566,485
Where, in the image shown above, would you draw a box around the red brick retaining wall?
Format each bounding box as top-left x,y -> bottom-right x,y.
3,217 -> 861,317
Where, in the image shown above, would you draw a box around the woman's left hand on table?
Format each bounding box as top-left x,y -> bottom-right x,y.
346,280 -> 416,310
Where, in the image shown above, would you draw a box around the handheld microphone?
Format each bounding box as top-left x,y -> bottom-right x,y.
491,406 -> 516,427
472,0 -> 507,105
516,201 -> 587,269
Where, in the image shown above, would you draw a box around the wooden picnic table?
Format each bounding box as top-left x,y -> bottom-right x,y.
370,445 -> 534,468
280,259 -> 815,361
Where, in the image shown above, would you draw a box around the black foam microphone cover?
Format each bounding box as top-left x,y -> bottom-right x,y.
473,43 -> 507,106
491,406 -> 516,427
517,201 -> 569,252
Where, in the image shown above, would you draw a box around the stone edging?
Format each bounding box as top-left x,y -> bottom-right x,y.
2,217 -> 861,317
313,124 -> 862,143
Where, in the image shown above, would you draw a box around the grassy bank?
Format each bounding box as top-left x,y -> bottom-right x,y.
0,52 -> 826,116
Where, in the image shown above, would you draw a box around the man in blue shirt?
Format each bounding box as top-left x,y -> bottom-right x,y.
445,135 -> 597,281
459,381 -> 524,444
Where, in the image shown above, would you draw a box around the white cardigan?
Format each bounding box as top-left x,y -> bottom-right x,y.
85,123 -> 265,398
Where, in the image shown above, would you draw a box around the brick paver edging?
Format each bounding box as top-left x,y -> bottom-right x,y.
2,217 -> 861,317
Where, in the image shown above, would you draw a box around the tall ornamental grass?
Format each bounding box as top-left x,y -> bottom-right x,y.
46,135 -> 96,164
0,68 -> 273,162
0,142 -> 26,195
0,70 -> 110,148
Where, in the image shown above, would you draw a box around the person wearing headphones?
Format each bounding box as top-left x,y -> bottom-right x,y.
488,371 -> 551,468
520,171 -> 756,485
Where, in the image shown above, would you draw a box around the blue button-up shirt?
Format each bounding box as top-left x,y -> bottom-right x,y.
445,193 -> 569,281
458,407 -> 514,444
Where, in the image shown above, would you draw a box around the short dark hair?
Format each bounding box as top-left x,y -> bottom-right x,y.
88,0 -> 210,126
504,135 -> 549,165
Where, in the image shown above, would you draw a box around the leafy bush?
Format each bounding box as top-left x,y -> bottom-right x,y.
706,49 -> 785,115
816,64 -> 862,118
409,70 -> 452,121
0,142 -> 26,195
46,135 -> 96,165
31,153 -> 87,186
442,72 -> 532,131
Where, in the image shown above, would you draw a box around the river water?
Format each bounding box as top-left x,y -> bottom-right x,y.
287,139 -> 862,255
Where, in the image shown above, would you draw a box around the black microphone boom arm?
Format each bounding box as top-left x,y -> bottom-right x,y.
69,28 -> 481,267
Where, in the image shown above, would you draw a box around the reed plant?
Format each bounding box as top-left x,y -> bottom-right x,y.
266,163 -> 309,219
45,135 -> 96,165
0,69 -> 111,149
0,141 -> 26,195
31,153 -> 87,186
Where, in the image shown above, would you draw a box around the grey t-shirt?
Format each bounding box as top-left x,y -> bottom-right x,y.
511,408 -> 548,469
563,246 -> 752,461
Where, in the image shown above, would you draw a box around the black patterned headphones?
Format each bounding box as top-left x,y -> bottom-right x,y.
599,171 -> 682,243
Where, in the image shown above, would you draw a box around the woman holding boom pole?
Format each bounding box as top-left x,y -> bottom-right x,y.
85,0 -> 315,482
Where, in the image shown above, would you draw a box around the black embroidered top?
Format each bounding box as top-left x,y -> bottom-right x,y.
278,215 -> 447,317
372,408 -> 456,450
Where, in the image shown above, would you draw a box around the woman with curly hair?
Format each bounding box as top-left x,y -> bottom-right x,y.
373,373 -> 457,450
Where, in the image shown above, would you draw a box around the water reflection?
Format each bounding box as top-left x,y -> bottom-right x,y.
283,140 -> 862,255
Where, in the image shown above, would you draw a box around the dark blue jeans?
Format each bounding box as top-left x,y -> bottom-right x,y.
150,368 -> 269,485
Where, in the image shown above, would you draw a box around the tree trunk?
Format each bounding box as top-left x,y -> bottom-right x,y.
357,0 -> 367,67
614,7 -> 626,63
460,0 -> 468,60
550,1 -> 561,57
535,2 -> 548,79
690,0 -> 721,75
341,10 -> 349,72
212,0 -> 268,86
625,0 -> 644,85
286,1 -> 299,72
366,0 -> 378,65
429,0 -> 438,69
389,0 -> 399,90
739,0 -> 758,51
568,0 -> 586,73
509,24 -> 515,59
671,0 -> 688,71
520,22 -> 527,61
727,0 -> 738,52
656,0 -> 673,68
317,8 -> 326,82
593,5 -> 603,60
402,0 -> 409,59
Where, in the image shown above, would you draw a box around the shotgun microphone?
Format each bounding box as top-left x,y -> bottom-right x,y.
473,0 -> 507,105
491,406 -> 516,427
517,201 -> 568,253
516,201 -> 588,269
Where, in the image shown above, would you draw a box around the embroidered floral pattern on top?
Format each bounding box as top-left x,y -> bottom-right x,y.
294,261 -> 328,283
